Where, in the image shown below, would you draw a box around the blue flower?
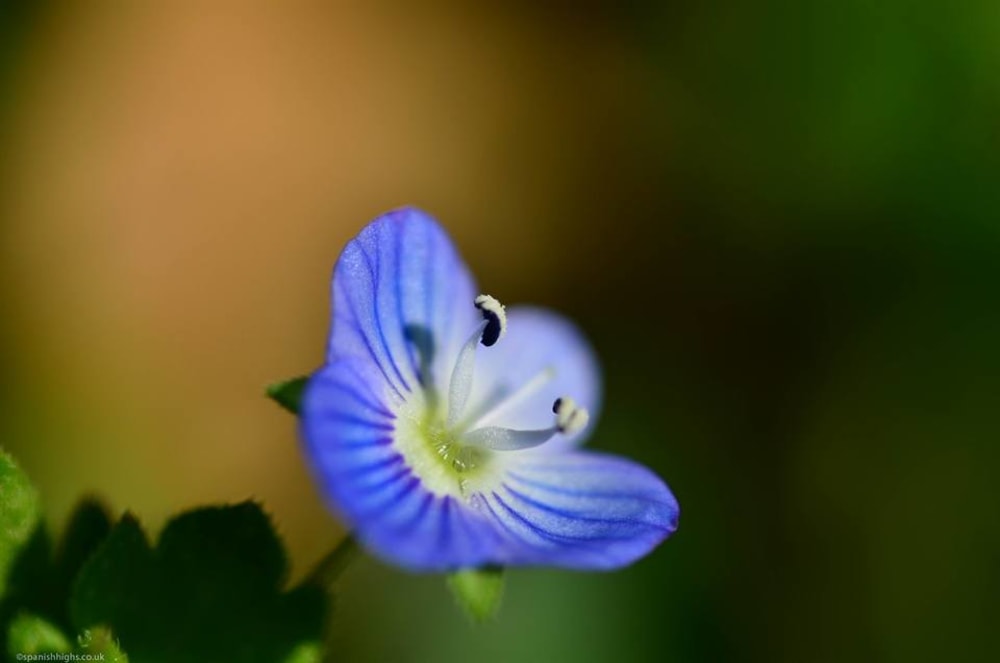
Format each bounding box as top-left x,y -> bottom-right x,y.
301,208 -> 679,571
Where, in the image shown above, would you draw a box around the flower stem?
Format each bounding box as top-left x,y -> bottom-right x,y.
305,533 -> 359,590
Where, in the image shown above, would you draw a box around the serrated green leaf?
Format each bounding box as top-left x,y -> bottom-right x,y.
69,513 -> 154,644
50,498 -> 113,625
266,376 -> 309,415
7,612 -> 71,656
55,498 -> 113,581
447,566 -> 505,623
77,626 -> 129,662
157,502 -> 288,593
0,450 -> 42,598
70,502 -> 328,663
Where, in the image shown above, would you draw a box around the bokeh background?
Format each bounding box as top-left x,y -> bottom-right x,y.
2,2 -> 998,661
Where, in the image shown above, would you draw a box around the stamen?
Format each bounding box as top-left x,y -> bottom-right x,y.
463,394 -> 590,451
553,396 -> 589,434
474,294 -> 506,347
463,425 -> 556,451
447,294 -> 507,425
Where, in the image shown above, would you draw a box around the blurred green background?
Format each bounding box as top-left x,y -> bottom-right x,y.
1,2 -> 998,661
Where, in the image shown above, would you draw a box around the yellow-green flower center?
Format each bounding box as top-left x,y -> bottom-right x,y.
393,395 -> 498,500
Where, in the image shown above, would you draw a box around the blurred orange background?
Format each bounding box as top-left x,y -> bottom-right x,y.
2,2 -> 636,563
2,2 -> 998,661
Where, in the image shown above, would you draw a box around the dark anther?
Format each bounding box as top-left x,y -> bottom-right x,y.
481,316 -> 501,346
474,295 -> 505,347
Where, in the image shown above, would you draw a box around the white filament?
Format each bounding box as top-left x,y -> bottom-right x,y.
463,425 -> 557,451
464,394 -> 590,451
447,320 -> 488,426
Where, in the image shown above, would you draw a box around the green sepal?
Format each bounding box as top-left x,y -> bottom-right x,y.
267,375 -> 310,415
447,566 -> 505,623
281,642 -> 322,663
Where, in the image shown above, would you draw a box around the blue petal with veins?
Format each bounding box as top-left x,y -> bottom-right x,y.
301,207 -> 678,570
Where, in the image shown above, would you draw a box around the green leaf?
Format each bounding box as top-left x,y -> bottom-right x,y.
55,499 -> 113,581
0,457 -> 117,650
70,502 -> 328,663
69,513 -> 155,644
0,450 -> 42,598
447,566 -> 505,623
266,376 -> 309,415
77,626 -> 129,662
0,451 -> 54,657
51,498 -> 113,625
7,612 -> 71,656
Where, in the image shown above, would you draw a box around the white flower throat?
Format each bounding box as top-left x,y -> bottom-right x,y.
393,295 -> 590,499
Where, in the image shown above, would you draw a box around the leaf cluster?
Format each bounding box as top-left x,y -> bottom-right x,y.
0,450 -> 327,663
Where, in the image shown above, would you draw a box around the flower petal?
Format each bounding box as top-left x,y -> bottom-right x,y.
303,358 -> 676,569
301,357 -> 505,570
481,451 -> 678,569
327,207 -> 479,400
463,307 -> 601,450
